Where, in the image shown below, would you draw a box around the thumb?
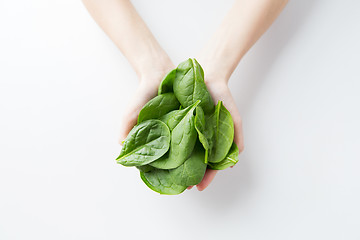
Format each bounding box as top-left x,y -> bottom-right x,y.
118,111 -> 138,145
118,83 -> 158,144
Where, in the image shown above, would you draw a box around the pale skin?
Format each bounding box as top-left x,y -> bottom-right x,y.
82,0 -> 288,191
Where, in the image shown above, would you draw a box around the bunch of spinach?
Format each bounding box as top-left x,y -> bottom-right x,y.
116,58 -> 239,195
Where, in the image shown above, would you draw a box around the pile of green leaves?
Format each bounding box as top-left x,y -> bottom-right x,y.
116,58 -> 239,195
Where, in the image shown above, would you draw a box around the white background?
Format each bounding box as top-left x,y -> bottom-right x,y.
1,0 -> 359,239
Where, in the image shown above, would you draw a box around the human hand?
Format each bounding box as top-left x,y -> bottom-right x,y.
119,63 -> 244,193
118,67 -> 174,143
192,79 -> 245,191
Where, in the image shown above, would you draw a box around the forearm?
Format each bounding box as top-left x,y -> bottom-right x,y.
199,0 -> 288,83
82,0 -> 173,80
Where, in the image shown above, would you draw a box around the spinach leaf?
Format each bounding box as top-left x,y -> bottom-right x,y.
208,101 -> 234,163
208,142 -> 239,170
136,164 -> 155,173
158,100 -> 198,131
116,119 -> 171,166
137,93 -> 180,123
150,101 -> 200,169
158,110 -> 187,131
158,69 -> 176,95
170,144 -> 207,186
194,106 -> 210,163
140,169 -> 187,195
116,58 -> 240,195
173,58 -> 214,114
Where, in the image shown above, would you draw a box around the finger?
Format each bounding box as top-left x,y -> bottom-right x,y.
119,84 -> 158,144
196,169 -> 218,191
233,114 -> 245,153
118,112 -> 138,145
187,186 -> 193,190
221,94 -> 245,154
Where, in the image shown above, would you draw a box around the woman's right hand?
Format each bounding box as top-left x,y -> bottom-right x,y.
118,66 -> 174,144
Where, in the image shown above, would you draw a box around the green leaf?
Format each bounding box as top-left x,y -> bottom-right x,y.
158,69 -> 176,95
136,164 -> 155,173
173,58 -> 214,114
194,106 -> 210,163
170,144 -> 207,186
115,59 -> 240,194
208,101 -> 234,163
208,142 -> 239,170
150,101 -> 200,169
158,100 -> 198,131
137,93 -> 180,124
140,169 -> 187,195
116,119 -> 171,166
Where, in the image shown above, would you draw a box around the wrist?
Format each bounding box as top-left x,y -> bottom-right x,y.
136,54 -> 174,85
204,78 -> 228,93
203,72 -> 229,86
196,56 -> 233,85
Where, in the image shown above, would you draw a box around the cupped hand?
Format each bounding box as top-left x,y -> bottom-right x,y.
194,80 -> 245,191
118,74 -> 168,144
119,69 -> 244,193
